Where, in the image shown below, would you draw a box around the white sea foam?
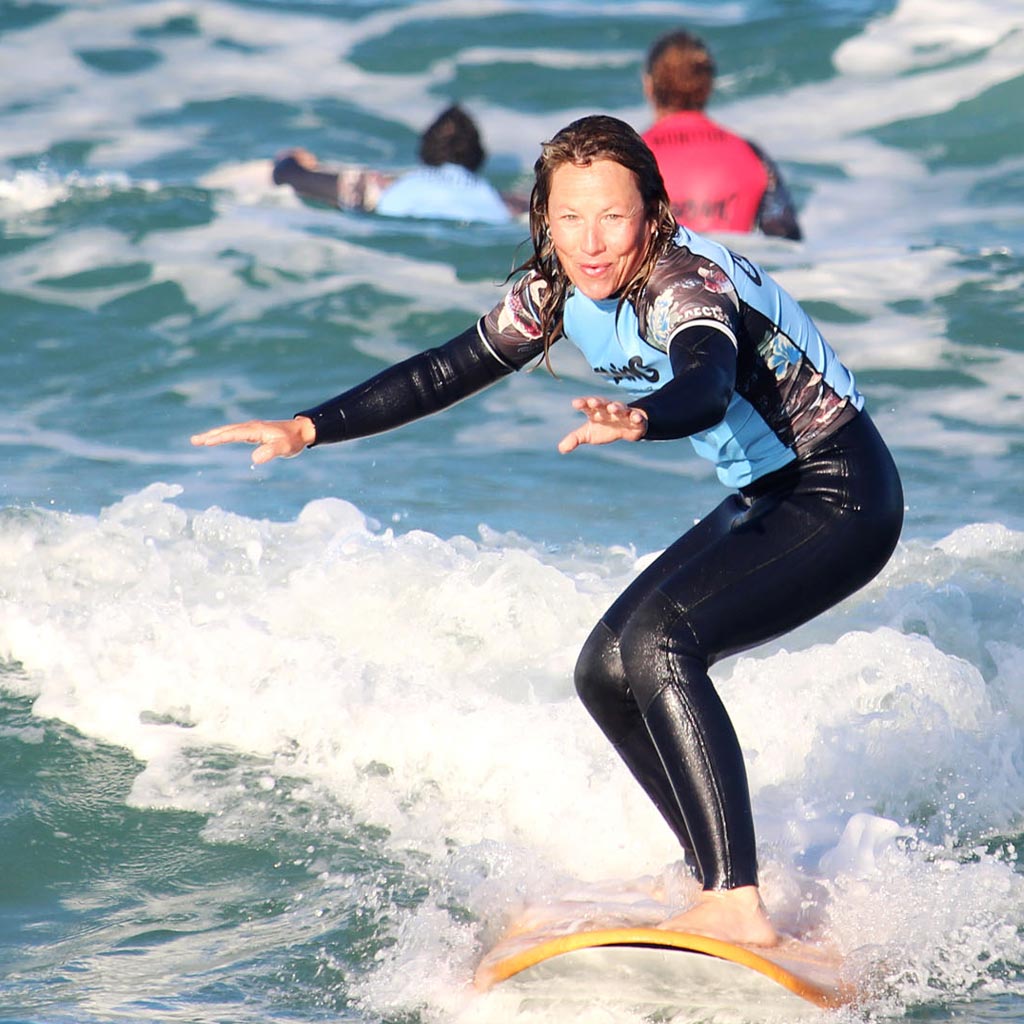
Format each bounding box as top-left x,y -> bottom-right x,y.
1,484 -> 1022,1018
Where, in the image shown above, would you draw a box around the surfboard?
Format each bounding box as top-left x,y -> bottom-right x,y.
475,922 -> 859,1014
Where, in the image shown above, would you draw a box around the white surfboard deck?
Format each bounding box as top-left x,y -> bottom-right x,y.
475,924 -> 858,1015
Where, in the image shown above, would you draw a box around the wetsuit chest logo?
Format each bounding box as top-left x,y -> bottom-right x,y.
593,356 -> 660,386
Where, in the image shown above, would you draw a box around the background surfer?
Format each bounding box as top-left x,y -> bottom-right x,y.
272,103 -> 524,224
642,29 -> 803,240
193,115 -> 902,948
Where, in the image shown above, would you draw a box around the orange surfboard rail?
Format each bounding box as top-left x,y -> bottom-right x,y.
474,926 -> 858,1009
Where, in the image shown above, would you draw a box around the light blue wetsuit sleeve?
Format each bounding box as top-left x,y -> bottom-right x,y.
375,163 -> 511,224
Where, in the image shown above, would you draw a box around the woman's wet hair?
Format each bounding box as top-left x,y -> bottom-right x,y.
519,114 -> 678,365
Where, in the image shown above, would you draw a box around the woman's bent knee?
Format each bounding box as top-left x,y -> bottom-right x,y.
618,589 -> 706,713
574,620 -> 630,724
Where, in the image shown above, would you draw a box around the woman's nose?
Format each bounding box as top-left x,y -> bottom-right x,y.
581,222 -> 604,255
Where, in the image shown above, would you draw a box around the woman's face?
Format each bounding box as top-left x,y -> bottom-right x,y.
545,158 -> 654,301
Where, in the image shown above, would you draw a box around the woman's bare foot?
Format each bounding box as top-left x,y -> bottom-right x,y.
656,885 -> 780,947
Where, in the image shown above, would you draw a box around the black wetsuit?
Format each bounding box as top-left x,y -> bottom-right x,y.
298,229 -> 904,891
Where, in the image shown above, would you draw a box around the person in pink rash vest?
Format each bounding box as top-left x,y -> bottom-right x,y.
642,30 -> 802,240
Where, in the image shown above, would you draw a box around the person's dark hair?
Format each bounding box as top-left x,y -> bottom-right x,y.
418,105 -> 486,172
518,114 -> 677,370
645,30 -> 715,111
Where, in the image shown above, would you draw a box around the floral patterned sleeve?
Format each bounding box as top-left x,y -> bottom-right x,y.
336,167 -> 395,212
478,272 -> 550,369
640,248 -> 743,354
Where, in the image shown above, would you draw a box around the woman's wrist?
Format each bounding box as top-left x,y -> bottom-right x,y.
294,415 -> 317,447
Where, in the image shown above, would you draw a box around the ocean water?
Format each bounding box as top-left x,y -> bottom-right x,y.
1,0 -> 1023,1021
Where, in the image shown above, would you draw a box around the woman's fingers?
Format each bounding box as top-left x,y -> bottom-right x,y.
559,399 -> 648,452
190,419 -> 309,462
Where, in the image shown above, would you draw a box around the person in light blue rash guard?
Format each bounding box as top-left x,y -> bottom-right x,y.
194,115 -> 903,950
374,161 -> 510,223
272,104 -> 523,224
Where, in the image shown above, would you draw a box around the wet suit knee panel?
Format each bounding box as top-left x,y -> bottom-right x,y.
574,620 -> 635,743
617,588 -> 707,713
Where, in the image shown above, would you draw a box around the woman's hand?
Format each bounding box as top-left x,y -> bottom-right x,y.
190,416 -> 316,464
557,398 -> 648,453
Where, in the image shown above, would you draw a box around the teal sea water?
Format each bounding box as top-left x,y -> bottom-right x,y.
2,1 -> 1023,1021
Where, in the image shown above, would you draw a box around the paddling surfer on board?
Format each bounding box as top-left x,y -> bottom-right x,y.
272,103 -> 524,224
